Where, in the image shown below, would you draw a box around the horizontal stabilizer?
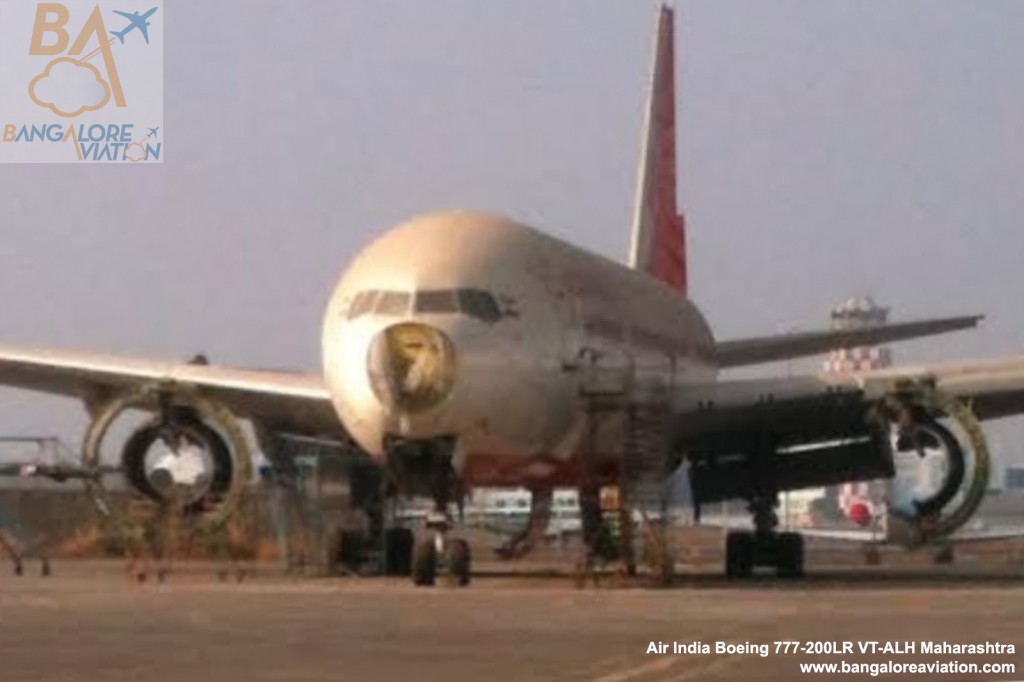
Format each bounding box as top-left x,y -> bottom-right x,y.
715,315 -> 983,368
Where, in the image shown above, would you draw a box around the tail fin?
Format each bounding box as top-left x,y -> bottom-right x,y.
111,30 -> 126,44
628,5 -> 687,296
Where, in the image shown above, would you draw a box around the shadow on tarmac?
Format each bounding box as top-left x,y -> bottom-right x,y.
469,565 -> 1024,590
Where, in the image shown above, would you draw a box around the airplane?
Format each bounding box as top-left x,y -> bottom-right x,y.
110,7 -> 158,45
397,488 -> 583,549
1,4 -> 1023,587
147,127 -> 159,138
798,475 -> 1024,565
0,436 -> 101,482
801,506 -> 1024,566
471,488 -> 583,546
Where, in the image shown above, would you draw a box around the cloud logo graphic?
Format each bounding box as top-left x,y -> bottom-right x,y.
29,58 -> 111,118
125,142 -> 148,162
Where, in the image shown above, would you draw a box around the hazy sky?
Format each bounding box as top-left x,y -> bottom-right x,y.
2,1 -> 1024,464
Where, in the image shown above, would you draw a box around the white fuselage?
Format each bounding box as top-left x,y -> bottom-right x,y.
321,211 -> 716,487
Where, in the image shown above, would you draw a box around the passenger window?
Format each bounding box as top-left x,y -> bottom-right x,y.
414,289 -> 458,314
347,290 -> 379,320
457,289 -> 502,323
376,291 -> 411,316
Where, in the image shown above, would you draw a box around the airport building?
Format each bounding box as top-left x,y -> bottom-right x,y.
823,296 -> 892,373
819,297 -> 893,524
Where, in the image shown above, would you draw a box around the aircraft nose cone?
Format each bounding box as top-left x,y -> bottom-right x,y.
367,322 -> 456,413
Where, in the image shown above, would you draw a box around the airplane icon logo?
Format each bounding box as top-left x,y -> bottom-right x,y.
110,7 -> 158,45
147,127 -> 159,138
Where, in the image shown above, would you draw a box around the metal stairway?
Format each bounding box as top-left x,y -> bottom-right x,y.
579,361 -> 675,582
619,391 -> 674,581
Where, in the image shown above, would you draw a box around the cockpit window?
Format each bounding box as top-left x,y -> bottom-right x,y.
347,290 -> 379,320
414,289 -> 459,314
376,291 -> 411,316
457,289 -> 502,323
346,288 -> 502,321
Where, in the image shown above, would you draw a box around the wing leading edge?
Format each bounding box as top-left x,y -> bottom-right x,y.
0,345 -> 340,436
676,354 -> 1024,426
715,315 -> 982,368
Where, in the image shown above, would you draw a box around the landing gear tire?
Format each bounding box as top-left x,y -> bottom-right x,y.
725,531 -> 755,579
412,537 -> 438,587
446,538 -> 471,587
384,528 -> 414,577
864,546 -> 881,566
934,545 -> 955,565
776,532 -> 805,579
725,530 -> 804,578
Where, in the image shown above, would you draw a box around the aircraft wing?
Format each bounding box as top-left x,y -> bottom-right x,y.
714,315 -> 982,368
678,354 -> 1024,426
112,10 -> 137,19
673,355 -> 1024,502
0,345 -> 340,436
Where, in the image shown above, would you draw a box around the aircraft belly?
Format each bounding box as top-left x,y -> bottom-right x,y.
459,404 -> 628,488
461,450 -> 619,488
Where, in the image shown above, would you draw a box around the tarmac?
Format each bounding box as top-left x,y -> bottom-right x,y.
0,560 -> 1022,682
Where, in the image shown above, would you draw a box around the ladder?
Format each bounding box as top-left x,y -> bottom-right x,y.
620,391 -> 674,581
580,367 -> 675,582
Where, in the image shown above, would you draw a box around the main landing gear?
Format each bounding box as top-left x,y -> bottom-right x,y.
724,494 -> 805,579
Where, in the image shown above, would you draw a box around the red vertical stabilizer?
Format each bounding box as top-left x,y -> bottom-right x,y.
628,5 -> 687,296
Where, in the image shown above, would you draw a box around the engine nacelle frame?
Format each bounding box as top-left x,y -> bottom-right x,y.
81,382 -> 253,531
874,377 -> 991,544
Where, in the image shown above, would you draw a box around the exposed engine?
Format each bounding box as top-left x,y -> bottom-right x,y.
119,409 -> 234,515
874,381 -> 991,546
80,384 -> 252,526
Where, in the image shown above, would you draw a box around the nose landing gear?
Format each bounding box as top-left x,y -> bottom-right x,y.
411,514 -> 472,587
386,436 -> 472,588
